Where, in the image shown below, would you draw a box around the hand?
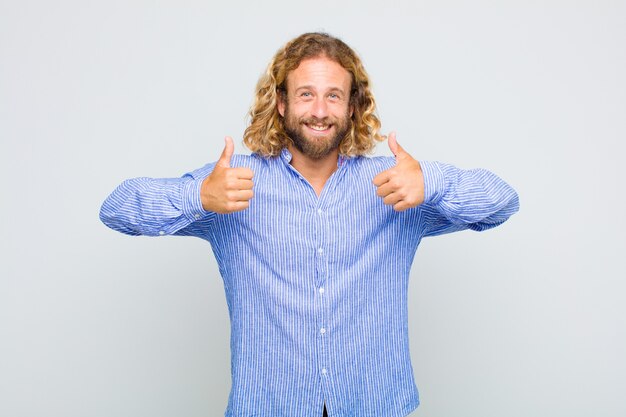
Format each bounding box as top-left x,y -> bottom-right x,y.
200,136 -> 254,213
373,132 -> 424,211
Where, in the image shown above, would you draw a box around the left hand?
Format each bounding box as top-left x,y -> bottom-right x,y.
373,132 -> 425,211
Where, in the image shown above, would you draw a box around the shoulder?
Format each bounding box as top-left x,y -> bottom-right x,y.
184,153 -> 272,180
230,153 -> 270,170
347,155 -> 395,175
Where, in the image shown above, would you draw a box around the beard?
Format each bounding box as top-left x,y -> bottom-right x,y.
283,104 -> 351,160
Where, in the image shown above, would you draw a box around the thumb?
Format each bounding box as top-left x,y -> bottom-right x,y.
217,136 -> 234,168
387,132 -> 406,158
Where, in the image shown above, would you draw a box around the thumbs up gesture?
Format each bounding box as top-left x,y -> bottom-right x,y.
200,136 -> 255,213
373,132 -> 425,211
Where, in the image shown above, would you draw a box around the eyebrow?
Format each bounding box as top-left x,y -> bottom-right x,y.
294,85 -> 347,95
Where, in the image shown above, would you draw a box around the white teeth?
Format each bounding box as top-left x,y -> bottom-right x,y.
308,124 -> 329,131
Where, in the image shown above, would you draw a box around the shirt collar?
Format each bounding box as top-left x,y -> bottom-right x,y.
280,148 -> 293,164
280,147 -> 349,168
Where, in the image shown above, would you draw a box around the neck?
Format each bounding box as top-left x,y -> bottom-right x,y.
288,145 -> 340,197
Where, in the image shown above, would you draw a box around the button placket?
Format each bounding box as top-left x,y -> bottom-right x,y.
314,203 -> 330,386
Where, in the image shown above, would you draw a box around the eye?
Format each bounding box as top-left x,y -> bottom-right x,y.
328,92 -> 342,101
300,91 -> 312,97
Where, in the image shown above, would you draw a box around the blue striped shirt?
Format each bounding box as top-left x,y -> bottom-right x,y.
100,148 -> 519,417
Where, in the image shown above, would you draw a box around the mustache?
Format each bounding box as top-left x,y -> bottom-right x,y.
300,117 -> 333,125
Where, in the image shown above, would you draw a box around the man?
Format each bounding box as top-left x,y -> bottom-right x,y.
100,32 -> 519,417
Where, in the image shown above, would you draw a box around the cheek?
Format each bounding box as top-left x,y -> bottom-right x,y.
332,103 -> 351,119
289,102 -> 311,117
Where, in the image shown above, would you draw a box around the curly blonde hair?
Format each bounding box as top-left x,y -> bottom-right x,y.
243,33 -> 384,157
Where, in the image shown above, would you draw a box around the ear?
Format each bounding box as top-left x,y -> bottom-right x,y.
277,92 -> 285,117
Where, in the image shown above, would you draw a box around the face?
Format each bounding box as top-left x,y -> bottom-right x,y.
278,56 -> 353,160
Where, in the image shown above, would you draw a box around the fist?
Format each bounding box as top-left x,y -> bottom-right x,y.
372,132 -> 424,211
201,136 -> 254,213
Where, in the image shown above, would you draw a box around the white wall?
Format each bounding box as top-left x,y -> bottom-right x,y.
1,1 -> 624,416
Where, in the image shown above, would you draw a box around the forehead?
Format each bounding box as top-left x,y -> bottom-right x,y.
286,56 -> 352,92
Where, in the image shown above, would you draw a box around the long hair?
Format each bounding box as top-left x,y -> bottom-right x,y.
243,33 -> 384,157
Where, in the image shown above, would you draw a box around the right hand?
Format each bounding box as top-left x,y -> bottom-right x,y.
200,136 -> 254,213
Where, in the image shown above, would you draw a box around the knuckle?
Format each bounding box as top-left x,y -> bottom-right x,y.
222,171 -> 234,182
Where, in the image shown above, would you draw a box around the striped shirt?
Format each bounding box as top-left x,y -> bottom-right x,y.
100,148 -> 519,417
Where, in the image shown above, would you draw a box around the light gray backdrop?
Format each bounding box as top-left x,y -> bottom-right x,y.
1,1 -> 624,416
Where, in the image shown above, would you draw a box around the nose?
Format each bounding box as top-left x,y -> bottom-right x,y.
310,97 -> 329,119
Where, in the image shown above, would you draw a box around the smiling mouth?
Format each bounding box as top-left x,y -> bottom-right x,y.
305,122 -> 332,132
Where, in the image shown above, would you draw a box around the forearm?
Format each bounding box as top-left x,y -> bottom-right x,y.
420,161 -> 519,235
99,170 -> 212,237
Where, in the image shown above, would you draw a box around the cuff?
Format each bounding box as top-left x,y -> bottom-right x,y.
419,160 -> 447,205
182,176 -> 212,221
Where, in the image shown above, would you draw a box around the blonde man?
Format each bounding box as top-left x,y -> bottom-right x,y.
101,32 -> 519,417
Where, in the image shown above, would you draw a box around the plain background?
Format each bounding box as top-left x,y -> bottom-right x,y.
1,1 -> 624,416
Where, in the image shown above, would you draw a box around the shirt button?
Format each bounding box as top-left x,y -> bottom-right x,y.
319,287 -> 325,294
317,248 -> 324,254
321,368 -> 327,375
194,214 -> 201,220
317,209 -> 323,215
320,328 -> 326,334
158,231 -> 165,235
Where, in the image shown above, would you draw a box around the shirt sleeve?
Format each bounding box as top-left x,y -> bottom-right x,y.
99,163 -> 216,238
418,160 -> 520,237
